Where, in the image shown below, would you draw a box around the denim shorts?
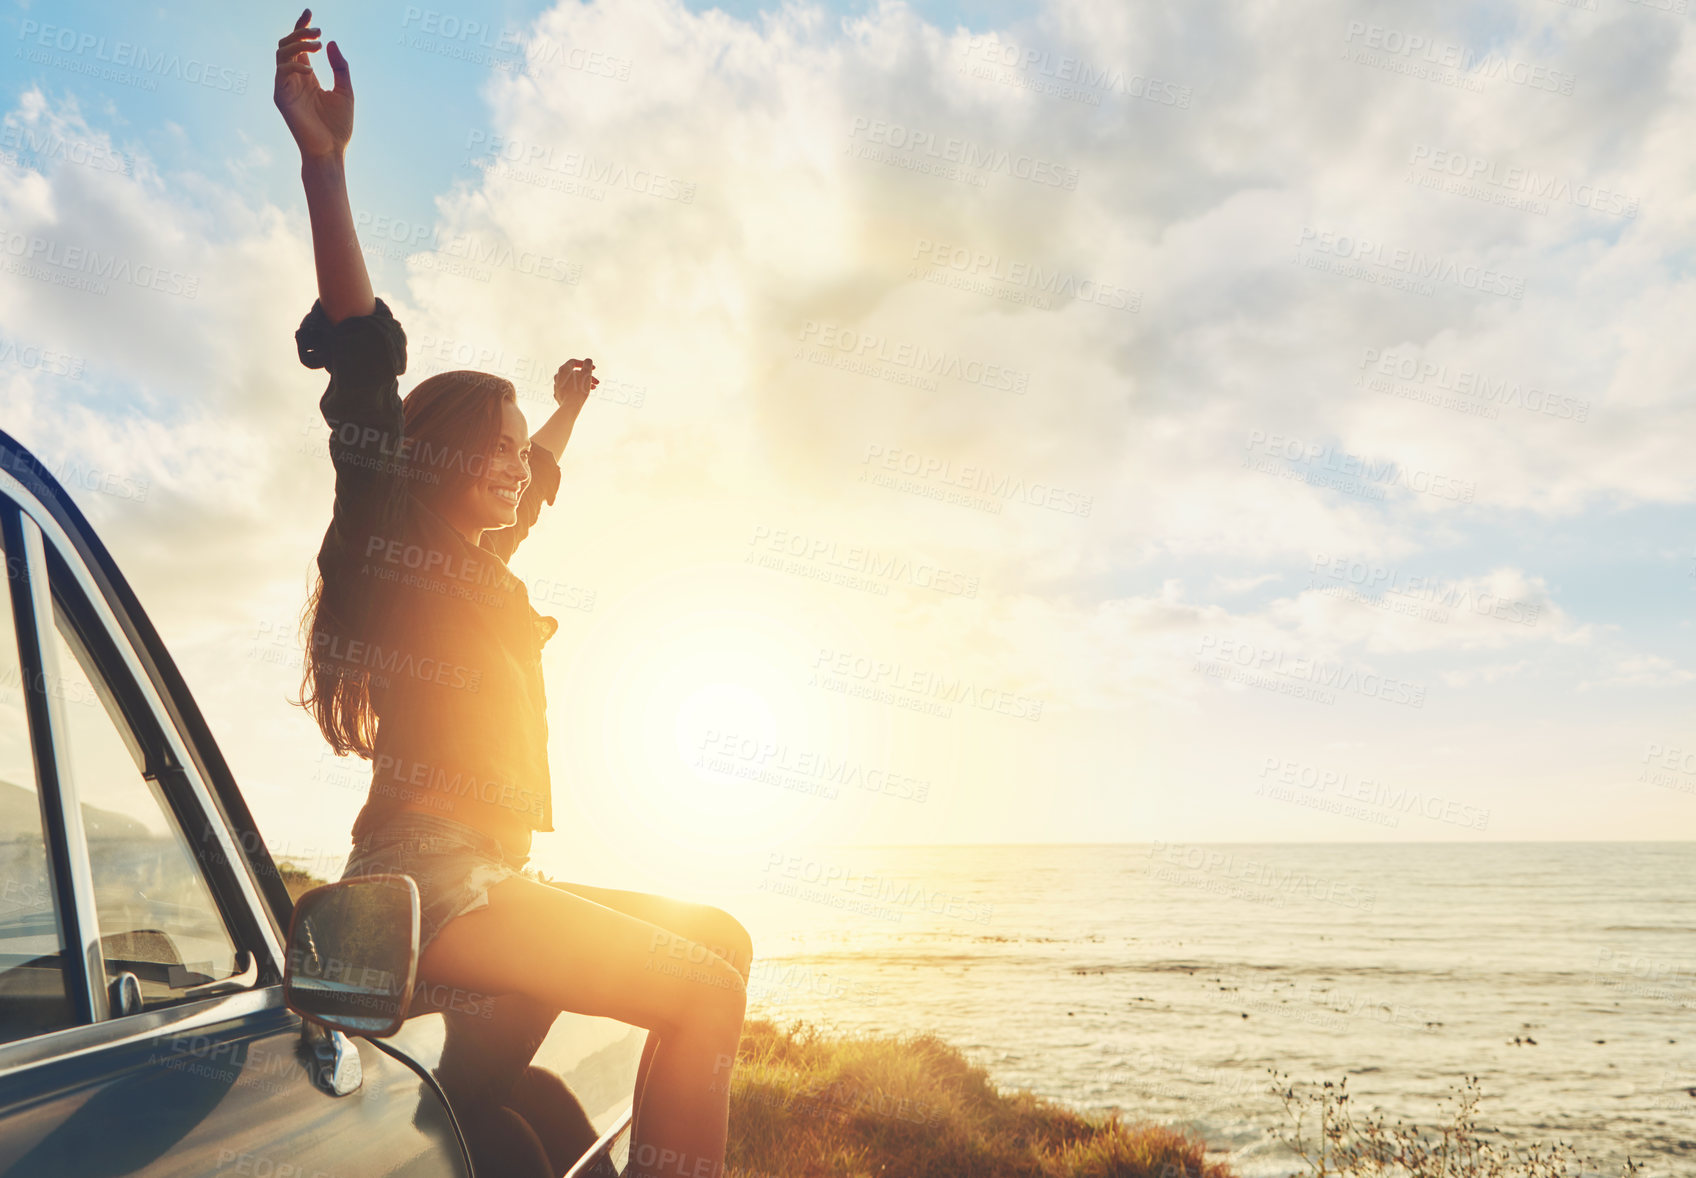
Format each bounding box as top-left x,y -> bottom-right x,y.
339,810 -> 531,960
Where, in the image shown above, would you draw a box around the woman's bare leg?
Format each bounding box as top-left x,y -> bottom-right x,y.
536,879 -> 753,1136
416,874 -> 748,1178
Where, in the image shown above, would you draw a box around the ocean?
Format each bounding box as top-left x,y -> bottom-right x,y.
710,842 -> 1692,1176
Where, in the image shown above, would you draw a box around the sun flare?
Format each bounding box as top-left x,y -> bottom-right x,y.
550,564 -> 874,886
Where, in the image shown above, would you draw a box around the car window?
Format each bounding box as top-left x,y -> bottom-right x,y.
45,594 -> 244,1012
0,522 -> 80,1043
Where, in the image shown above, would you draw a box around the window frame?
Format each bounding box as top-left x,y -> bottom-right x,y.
0,470 -> 289,1075
1,503 -> 105,1027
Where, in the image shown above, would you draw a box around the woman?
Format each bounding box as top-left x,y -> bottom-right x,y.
273,11 -> 751,1178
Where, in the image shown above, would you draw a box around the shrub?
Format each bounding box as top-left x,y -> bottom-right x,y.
1269,1071 -> 1642,1178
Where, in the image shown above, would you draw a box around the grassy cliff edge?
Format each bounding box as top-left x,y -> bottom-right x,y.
725,1018 -> 1231,1178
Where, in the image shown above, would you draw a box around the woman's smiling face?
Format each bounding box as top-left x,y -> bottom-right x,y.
469,398 -> 532,532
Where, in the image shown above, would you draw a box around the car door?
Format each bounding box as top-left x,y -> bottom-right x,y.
0,440 -> 471,1178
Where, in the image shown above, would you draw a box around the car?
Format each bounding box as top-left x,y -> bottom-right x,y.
0,428 -> 643,1177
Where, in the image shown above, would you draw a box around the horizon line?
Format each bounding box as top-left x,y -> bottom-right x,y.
807,838 -> 1696,847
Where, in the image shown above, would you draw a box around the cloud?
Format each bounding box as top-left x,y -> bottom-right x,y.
1211,572 -> 1281,595
1266,566 -> 1583,654
1,0 -> 1691,844
1577,653 -> 1696,691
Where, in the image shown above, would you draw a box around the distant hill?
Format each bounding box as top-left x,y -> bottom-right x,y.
0,776 -> 333,902
0,777 -> 149,840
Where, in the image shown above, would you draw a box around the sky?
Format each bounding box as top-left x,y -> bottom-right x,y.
0,0 -> 1691,894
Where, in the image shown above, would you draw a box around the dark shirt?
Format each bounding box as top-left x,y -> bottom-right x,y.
295,295 -> 561,855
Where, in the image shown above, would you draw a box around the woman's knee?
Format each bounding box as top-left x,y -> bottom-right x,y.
644,934 -> 747,1038
683,964 -> 748,1040
648,905 -> 753,983
700,907 -> 754,982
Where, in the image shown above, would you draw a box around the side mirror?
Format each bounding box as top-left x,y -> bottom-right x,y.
284,873 -> 420,1038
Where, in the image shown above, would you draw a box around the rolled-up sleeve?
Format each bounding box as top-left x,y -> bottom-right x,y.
481,440 -> 562,564
297,296 -> 412,561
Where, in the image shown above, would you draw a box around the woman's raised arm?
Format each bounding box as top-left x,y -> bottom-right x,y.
274,8 -> 374,324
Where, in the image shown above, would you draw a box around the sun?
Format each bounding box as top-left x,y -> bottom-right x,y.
675,679 -> 780,774
550,564 -> 862,884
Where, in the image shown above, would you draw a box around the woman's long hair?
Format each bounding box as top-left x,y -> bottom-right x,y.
294,369 -> 518,758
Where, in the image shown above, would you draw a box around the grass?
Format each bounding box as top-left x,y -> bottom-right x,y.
723,1018 -> 1233,1178
1270,1072 -> 1643,1177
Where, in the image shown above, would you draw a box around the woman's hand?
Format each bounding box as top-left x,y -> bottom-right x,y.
553,359 -> 598,414
275,8 -> 354,160
532,360 -> 598,457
